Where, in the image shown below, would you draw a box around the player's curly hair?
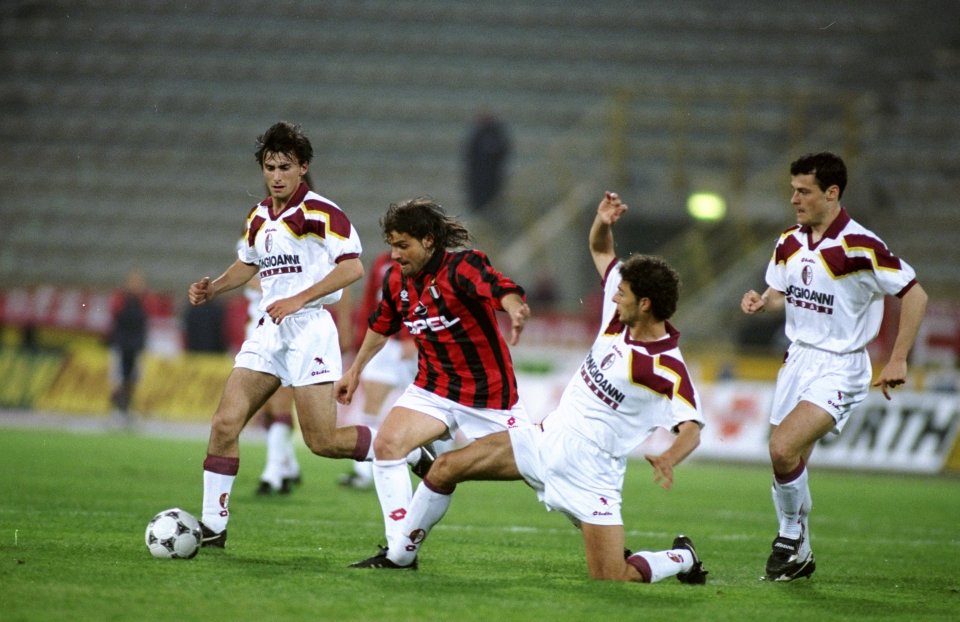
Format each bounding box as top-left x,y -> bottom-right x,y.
255,121 -> 314,166
618,254 -> 680,321
381,197 -> 471,249
790,152 -> 847,198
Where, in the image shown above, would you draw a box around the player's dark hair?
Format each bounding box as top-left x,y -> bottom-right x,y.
790,152 -> 847,198
381,197 -> 471,249
618,254 -> 680,321
255,121 -> 313,166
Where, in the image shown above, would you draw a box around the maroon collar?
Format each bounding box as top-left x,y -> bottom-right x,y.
798,207 -> 850,240
261,182 -> 311,218
626,321 -> 680,354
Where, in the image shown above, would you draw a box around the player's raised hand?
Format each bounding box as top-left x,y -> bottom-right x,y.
597,191 -> 628,224
188,277 -> 212,306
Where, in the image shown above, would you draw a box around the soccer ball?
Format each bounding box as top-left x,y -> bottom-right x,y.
144,508 -> 202,559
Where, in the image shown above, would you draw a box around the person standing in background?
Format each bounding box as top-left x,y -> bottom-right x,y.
463,110 -> 511,216
109,268 -> 149,421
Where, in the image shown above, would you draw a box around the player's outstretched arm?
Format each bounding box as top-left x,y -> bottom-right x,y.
589,191 -> 628,277
188,260 -> 258,305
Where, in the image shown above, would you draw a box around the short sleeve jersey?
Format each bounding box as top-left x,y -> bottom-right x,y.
238,183 -> 362,315
368,248 -> 523,410
549,259 -> 704,458
764,208 -> 918,353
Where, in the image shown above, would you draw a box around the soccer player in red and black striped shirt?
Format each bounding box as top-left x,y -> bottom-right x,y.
337,197 -> 532,569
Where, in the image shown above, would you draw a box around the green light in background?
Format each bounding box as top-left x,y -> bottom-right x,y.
687,192 -> 726,221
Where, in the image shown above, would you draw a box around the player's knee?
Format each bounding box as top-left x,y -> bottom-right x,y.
426,452 -> 459,487
209,411 -> 242,443
371,432 -> 406,460
768,436 -> 798,471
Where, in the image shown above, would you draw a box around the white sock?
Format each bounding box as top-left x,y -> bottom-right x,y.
363,426 -> 379,461
388,482 -> 453,566
373,458 -> 413,553
262,422 -> 291,487
202,470 -> 235,533
282,439 -> 301,481
630,549 -> 693,583
774,464 -> 809,540
771,482 -> 782,525
799,487 -> 813,555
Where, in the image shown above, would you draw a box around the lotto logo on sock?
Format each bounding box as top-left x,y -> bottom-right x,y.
389,508 -> 407,522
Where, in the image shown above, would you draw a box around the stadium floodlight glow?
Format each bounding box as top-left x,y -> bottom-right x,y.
687,192 -> 726,221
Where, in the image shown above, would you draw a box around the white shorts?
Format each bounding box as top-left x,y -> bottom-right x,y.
393,385 -> 529,441
360,338 -> 417,387
234,308 -> 342,387
770,342 -> 871,434
510,420 -> 626,526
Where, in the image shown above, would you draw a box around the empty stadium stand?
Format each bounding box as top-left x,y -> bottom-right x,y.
0,1 -> 956,349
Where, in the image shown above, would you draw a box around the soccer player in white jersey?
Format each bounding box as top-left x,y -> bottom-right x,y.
187,122 -> 428,547
365,191 -> 708,584
741,152 -> 928,581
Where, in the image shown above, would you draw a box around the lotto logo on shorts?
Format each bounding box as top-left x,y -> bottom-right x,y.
311,357 -> 330,376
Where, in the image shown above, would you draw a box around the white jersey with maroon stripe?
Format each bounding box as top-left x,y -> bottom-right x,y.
237,183 -> 362,316
547,259 -> 704,459
764,208 -> 917,354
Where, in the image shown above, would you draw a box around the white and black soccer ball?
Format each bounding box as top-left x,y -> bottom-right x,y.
144,508 -> 202,559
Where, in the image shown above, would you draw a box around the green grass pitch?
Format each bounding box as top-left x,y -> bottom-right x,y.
0,424 -> 957,621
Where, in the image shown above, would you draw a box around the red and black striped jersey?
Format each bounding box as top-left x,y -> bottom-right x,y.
369,249 -> 524,409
